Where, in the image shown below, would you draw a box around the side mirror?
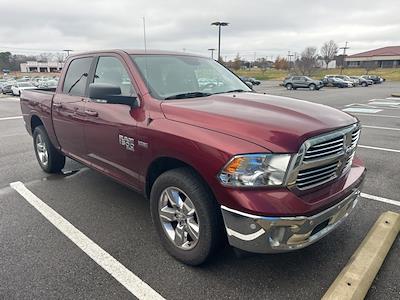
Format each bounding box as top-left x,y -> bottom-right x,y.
88,83 -> 138,107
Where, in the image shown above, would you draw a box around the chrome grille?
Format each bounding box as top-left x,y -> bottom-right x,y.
296,162 -> 338,189
290,124 -> 360,191
303,136 -> 344,161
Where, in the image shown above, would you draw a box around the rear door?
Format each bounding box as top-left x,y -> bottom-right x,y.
52,56 -> 93,160
83,55 -> 141,186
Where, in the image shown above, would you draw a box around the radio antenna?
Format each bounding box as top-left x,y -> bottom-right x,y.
143,16 -> 147,52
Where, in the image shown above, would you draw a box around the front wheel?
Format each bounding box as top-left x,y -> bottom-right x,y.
33,125 -> 65,173
309,83 -> 316,91
286,83 -> 293,90
361,82 -> 367,87
150,168 -> 223,265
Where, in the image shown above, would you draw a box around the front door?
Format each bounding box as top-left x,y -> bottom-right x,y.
52,56 -> 93,160
84,55 -> 140,187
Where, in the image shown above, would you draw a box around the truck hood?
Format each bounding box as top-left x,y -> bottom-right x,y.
161,92 -> 357,153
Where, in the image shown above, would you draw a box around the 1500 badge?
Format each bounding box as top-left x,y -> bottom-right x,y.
119,134 -> 135,151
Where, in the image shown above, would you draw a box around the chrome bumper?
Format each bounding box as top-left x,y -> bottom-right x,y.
221,188 -> 360,253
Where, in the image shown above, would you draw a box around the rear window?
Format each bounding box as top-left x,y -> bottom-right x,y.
63,57 -> 93,96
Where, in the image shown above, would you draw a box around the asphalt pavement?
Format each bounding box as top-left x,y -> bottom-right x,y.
0,83 -> 399,299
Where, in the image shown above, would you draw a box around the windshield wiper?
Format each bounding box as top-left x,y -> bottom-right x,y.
213,89 -> 247,94
164,92 -> 211,100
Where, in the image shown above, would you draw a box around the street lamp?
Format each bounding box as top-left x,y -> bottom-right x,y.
63,49 -> 72,56
211,22 -> 229,62
208,48 -> 216,59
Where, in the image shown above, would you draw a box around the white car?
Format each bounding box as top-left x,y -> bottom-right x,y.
11,82 -> 37,96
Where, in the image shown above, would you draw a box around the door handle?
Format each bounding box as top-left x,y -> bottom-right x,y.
53,103 -> 63,108
85,110 -> 98,117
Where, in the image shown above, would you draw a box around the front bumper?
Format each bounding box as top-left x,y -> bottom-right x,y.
221,188 -> 360,253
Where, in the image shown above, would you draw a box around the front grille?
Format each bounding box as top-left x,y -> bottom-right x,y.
303,135 -> 344,161
293,124 -> 360,190
296,162 -> 338,189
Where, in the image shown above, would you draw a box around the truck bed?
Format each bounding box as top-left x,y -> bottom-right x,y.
20,89 -> 55,137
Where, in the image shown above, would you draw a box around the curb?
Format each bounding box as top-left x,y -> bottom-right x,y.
391,93 -> 400,98
322,211 -> 400,300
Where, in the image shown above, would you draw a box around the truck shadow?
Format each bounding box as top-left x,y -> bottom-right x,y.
33,164 -> 369,300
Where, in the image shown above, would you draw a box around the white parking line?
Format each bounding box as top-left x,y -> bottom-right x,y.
358,145 -> 400,153
0,116 -> 23,121
354,113 -> 400,119
363,125 -> 400,131
10,181 -> 165,300
342,108 -> 382,113
361,193 -> 400,207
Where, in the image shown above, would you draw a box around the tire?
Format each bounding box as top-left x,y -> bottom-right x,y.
309,83 -> 316,91
150,167 -> 223,265
361,82 -> 367,87
286,83 -> 293,90
33,125 -> 65,173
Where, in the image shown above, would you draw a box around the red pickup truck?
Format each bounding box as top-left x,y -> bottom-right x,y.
20,50 -> 365,265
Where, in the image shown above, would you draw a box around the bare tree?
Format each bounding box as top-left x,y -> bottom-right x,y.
364,61 -> 377,74
55,52 -> 65,63
321,40 -> 338,69
274,56 -> 288,70
295,47 -> 319,75
37,52 -> 55,62
232,53 -> 241,70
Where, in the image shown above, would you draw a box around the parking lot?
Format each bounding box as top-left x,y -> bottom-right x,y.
0,82 -> 399,299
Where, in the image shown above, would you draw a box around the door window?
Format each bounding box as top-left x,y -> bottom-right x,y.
93,57 -> 136,97
63,57 -> 92,96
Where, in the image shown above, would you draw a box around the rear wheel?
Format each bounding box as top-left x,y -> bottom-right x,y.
33,125 -> 65,173
150,168 -> 223,265
286,83 -> 293,90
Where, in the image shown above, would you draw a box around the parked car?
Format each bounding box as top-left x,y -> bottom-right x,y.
2,83 -> 14,94
323,76 -> 352,87
333,75 -> 359,86
38,80 -> 58,89
11,82 -> 37,96
239,76 -> 260,85
323,77 -> 352,88
21,49 -> 365,265
323,75 -> 354,87
283,76 -> 324,90
0,82 -> 6,92
361,75 -> 385,84
349,76 -> 373,87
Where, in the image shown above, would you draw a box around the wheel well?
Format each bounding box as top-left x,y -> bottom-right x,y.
31,115 -> 43,133
145,157 -> 197,199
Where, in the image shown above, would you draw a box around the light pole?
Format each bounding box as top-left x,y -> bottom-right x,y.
63,49 -> 72,62
339,41 -> 350,74
211,22 -> 229,62
208,48 -> 216,59
287,50 -> 293,74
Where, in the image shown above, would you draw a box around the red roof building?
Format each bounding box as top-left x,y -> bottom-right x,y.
345,46 -> 400,68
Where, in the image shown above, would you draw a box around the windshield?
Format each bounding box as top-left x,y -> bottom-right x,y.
131,55 -> 251,100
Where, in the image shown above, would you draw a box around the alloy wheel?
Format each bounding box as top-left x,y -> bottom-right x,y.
35,133 -> 48,166
158,187 -> 200,250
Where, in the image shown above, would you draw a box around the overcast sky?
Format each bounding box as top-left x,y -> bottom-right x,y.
0,0 -> 399,60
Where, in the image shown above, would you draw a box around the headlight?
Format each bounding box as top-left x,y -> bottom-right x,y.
218,154 -> 292,187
